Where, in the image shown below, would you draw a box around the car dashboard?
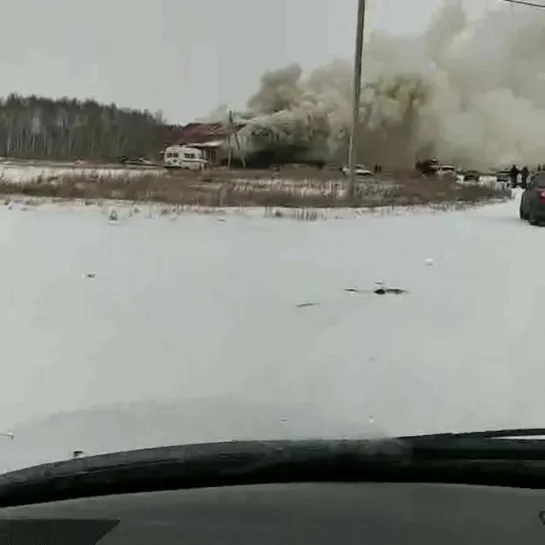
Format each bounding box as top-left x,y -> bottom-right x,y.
1,482 -> 545,544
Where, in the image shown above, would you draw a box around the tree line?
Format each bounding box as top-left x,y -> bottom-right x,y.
0,94 -> 170,161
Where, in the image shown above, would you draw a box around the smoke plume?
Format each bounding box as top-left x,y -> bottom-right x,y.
212,0 -> 545,169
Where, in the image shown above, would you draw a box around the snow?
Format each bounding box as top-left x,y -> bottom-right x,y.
0,162 -> 503,191
0,164 -> 160,183
457,174 -> 505,189
0,191 -> 539,472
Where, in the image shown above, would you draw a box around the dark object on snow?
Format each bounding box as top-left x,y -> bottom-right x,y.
85,273 -> 96,278
344,285 -> 407,295
374,287 -> 407,295
296,302 -> 319,308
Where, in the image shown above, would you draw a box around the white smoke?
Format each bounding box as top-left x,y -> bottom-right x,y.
208,0 -> 545,169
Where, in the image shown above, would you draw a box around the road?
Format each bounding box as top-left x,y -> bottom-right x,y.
0,191 -> 540,471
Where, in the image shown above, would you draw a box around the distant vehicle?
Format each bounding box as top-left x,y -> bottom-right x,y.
463,170 -> 480,182
519,172 -> 545,224
415,157 -> 439,176
436,165 -> 456,177
163,146 -> 208,170
495,168 -> 511,183
118,156 -> 154,167
341,164 -> 373,177
416,158 -> 458,178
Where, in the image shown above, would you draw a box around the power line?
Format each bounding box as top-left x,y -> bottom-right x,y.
501,0 -> 545,8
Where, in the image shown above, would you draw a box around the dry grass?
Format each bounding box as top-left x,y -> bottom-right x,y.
0,170 -> 510,209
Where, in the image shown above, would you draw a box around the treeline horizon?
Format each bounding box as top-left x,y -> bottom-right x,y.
0,93 -> 178,161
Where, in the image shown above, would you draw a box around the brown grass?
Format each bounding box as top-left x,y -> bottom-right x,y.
0,170 -> 510,209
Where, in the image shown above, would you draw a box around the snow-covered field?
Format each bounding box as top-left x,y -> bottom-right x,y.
0,190 -> 539,472
457,174 -> 505,189
0,163 -> 161,183
0,162 -> 505,192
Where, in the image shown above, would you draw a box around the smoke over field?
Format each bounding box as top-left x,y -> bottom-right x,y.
210,0 -> 545,169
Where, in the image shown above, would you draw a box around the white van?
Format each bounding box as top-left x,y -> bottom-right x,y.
163,146 -> 208,170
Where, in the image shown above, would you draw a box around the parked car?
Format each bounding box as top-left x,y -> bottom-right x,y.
118,156 -> 154,166
519,172 -> 545,224
495,168 -> 511,183
341,164 -> 373,177
436,165 -> 457,177
463,170 -> 480,182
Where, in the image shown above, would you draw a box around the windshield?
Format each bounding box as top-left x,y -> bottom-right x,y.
0,0 -> 543,474
532,174 -> 545,187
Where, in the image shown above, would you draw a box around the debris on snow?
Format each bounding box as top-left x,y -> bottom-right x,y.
373,281 -> 407,295
345,288 -> 367,294
374,286 -> 407,295
344,282 -> 408,295
83,272 -> 96,279
108,209 -> 118,221
296,302 -> 320,308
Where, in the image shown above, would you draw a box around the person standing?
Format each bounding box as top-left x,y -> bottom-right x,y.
521,166 -> 529,188
510,164 -> 519,188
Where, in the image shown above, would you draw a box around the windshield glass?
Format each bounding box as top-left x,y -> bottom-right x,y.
532,174 -> 545,187
0,0 -> 542,473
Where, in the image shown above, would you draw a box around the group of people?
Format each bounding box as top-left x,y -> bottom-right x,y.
509,165 -> 530,188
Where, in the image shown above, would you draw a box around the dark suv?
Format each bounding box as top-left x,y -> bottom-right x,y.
520,172 -> 545,224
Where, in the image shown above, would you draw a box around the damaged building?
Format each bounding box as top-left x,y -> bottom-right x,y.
162,122 -> 235,166
162,119 -> 330,169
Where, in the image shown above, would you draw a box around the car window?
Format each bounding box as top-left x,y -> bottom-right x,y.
531,174 -> 545,187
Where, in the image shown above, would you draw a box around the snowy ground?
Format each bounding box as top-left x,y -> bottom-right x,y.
0,190 -> 539,472
457,174 -> 505,189
0,162 -> 504,192
0,163 -> 161,182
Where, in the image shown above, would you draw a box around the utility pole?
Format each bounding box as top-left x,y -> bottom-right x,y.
347,0 -> 367,200
228,110 -> 246,169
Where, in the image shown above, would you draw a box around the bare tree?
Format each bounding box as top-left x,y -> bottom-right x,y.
0,94 -> 166,161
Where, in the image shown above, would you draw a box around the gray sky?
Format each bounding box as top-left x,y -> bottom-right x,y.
1,0 -> 492,123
